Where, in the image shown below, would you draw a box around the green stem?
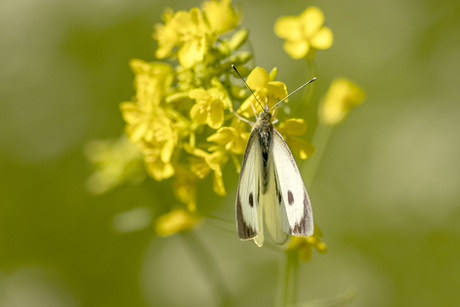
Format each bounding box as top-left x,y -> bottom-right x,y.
276,251 -> 300,307
181,231 -> 232,306
301,123 -> 333,189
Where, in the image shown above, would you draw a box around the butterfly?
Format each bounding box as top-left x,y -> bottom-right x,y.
232,65 -> 315,247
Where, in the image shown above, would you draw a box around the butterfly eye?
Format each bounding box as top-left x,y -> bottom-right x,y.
287,190 -> 294,205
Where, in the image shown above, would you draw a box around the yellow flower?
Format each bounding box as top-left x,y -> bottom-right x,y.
173,166 -> 199,212
318,78 -> 366,125
277,119 -> 315,159
130,59 -> 174,106
154,8 -> 215,69
205,148 -> 229,196
286,224 -> 327,262
153,8 -> 179,59
139,139 -> 176,181
121,71 -> 186,181
85,135 -> 145,195
237,67 -> 288,118
120,60 -> 174,143
189,82 -> 232,129
274,7 -> 333,59
206,119 -> 249,154
156,208 -> 201,237
144,154 -> 175,181
120,56 -> 198,185
202,0 -> 239,34
186,145 -> 228,196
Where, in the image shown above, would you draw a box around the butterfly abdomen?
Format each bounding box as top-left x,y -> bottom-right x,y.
254,116 -> 274,195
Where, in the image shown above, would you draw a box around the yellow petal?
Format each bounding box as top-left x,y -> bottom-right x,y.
207,100 -> 224,129
318,79 -> 366,125
189,88 -> 210,100
184,144 -> 209,158
300,7 -> 325,37
310,27 -> 333,49
155,208 -> 200,237
119,102 -> 142,125
212,169 -> 226,196
153,23 -> 179,59
269,67 -> 278,81
129,59 -> 150,74
189,157 -> 211,178
202,0 -> 239,34
190,102 -> 208,125
172,10 -> 192,28
126,122 -> 148,143
207,127 -> 235,145
228,28 -> 248,50
246,67 -> 269,89
189,7 -> 207,31
160,138 -> 175,163
274,16 -> 303,40
287,137 -> 315,159
145,158 -> 175,181
283,40 -> 310,59
237,97 -> 261,118
231,133 -> 249,154
205,151 -> 224,171
267,81 -> 288,101
178,40 -> 202,69
279,118 -> 307,135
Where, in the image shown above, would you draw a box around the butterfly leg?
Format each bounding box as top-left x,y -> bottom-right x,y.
232,110 -> 255,126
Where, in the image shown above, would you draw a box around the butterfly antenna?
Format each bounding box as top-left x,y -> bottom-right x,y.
269,77 -> 316,112
232,64 -> 264,110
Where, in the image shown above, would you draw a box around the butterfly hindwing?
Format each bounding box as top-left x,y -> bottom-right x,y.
272,128 -> 314,236
260,137 -> 290,245
236,131 -> 262,243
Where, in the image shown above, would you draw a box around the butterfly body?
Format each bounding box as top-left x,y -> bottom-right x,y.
236,105 -> 314,247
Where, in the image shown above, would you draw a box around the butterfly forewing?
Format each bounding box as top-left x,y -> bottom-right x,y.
272,129 -> 314,236
236,131 -> 262,241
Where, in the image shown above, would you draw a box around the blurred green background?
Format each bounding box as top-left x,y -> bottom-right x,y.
1,0 -> 460,306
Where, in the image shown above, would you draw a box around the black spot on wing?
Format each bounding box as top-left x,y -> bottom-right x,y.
236,193 -> 257,239
287,190 -> 294,205
249,192 -> 254,207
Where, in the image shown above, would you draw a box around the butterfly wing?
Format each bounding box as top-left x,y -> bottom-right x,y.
236,130 -> 263,245
261,139 -> 290,245
272,128 -> 314,236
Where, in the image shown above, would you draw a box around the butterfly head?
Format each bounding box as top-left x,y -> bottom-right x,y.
259,107 -> 272,122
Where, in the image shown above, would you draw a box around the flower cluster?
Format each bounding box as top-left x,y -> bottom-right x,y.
117,1 -> 315,216
85,1 -> 365,255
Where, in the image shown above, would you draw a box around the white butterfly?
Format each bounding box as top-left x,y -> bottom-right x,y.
233,65 -> 315,247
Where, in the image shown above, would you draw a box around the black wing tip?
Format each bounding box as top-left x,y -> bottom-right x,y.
290,211 -> 314,236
